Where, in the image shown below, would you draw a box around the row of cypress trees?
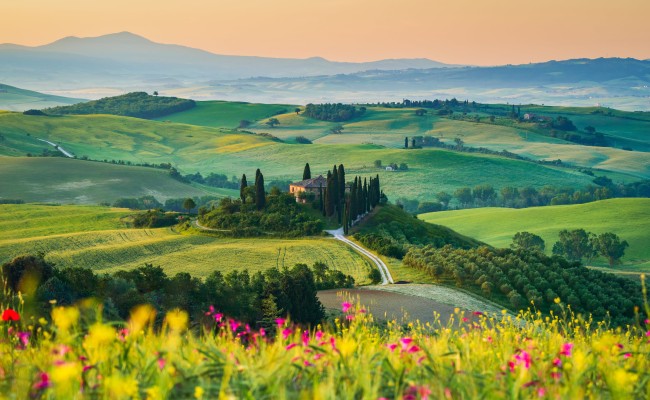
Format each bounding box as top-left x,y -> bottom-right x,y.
239,169 -> 266,210
343,175 -> 381,234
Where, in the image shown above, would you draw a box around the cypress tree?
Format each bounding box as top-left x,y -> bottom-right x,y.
331,166 -> 340,222
319,184 -> 324,215
255,168 -> 261,182
325,171 -> 334,217
337,164 -> 346,204
343,200 -> 349,235
303,163 -> 311,180
350,177 -> 358,220
255,172 -> 266,210
405,137 -> 408,148
363,178 -> 369,213
240,174 -> 248,203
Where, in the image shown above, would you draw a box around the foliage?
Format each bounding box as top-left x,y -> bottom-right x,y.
113,195 -> 163,210
132,210 -> 178,228
199,193 -> 323,237
552,229 -> 595,262
22,109 -> 47,116
1,289 -> 649,399
44,92 -> 196,119
403,245 -> 643,326
182,198 -> 196,213
512,232 -> 546,252
592,232 -> 629,266
354,205 -> 482,259
295,136 -> 313,144
303,103 -> 366,122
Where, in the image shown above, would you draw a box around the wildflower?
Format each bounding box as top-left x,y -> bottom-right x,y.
514,351 -> 531,369
302,330 -> 310,346
387,343 -> 398,352
104,375 -> 139,398
85,324 -> 116,349
400,337 -> 413,350
342,302 -> 352,313
551,371 -> 562,381
275,318 -> 286,327
554,297 -> 561,304
194,386 -> 204,399
537,387 -> 546,397
560,343 -> 573,357
33,372 -> 51,390
229,320 -> 240,333
128,304 -> 156,334
473,311 -> 484,316
2,308 -> 20,322
157,358 -> 166,370
286,343 -> 297,350
17,331 -> 30,348
624,353 -> 632,358
407,345 -> 420,353
51,362 -> 82,387
259,328 -> 266,337
282,328 -> 292,340
346,314 -> 355,321
214,313 -> 223,322
552,357 -> 562,367
315,330 -> 323,341
52,306 -> 79,333
165,309 -> 188,332
145,386 -> 162,400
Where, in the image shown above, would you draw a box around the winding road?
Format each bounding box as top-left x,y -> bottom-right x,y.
37,138 -> 74,158
326,227 -> 394,285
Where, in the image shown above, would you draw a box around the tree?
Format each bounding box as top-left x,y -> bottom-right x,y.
265,118 -> 280,128
330,125 -> 344,134
183,198 -> 196,214
454,187 -> 473,208
436,191 -> 452,209
552,229 -> 595,262
511,232 -> 545,252
238,120 -> 252,129
153,91 -> 159,96
255,172 -> 266,210
374,160 -> 382,168
404,137 -> 408,148
294,107 -> 301,115
472,184 -> 496,206
592,232 -> 629,266
240,174 -> 248,203
303,163 -> 311,180
415,109 -> 427,116
1,254 -> 54,295
325,171 -> 334,217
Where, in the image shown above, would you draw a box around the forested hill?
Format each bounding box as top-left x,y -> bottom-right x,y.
43,92 -> 195,119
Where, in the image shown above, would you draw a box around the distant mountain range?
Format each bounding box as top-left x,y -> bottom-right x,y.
1,32 -> 649,110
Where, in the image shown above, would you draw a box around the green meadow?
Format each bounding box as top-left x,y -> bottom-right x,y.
420,198 -> 650,271
0,83 -> 83,111
154,100 -> 294,128
0,204 -> 373,282
0,112 -> 599,203
0,157 -> 234,204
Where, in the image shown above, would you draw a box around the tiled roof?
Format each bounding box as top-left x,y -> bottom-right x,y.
291,175 -> 327,188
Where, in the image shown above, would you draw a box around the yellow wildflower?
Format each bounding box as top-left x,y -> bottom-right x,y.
52,306 -> 79,333
166,309 -> 189,332
195,386 -> 205,399
105,375 -> 139,399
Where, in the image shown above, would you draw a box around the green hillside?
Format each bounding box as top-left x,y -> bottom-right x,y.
0,204 -> 372,282
156,100 -> 294,128
250,107 -> 649,180
0,83 -> 84,111
420,198 -> 650,270
0,157 -> 235,204
0,112 -> 599,203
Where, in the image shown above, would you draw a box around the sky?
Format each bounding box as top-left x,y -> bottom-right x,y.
2,0 -> 649,65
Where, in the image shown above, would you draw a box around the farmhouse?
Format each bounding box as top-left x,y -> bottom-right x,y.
289,175 -> 327,203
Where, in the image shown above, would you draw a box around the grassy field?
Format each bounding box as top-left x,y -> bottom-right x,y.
0,112 -> 600,203
420,198 -> 650,271
0,157 -> 234,204
250,107 -> 649,180
0,83 -> 84,111
154,100 -> 294,128
0,204 -> 373,282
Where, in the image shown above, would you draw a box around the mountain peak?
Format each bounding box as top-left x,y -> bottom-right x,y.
45,31 -> 153,48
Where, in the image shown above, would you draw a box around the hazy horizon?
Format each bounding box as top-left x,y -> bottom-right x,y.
3,0 -> 649,66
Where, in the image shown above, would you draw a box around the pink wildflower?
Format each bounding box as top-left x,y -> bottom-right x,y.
275,318 -> 286,327
314,353 -> 324,361
259,328 -> 266,337
315,330 -> 324,341
444,388 -> 453,399
387,343 -> 398,352
359,308 -> 367,313
282,328 -> 292,340
400,337 -> 413,350
229,320 -> 240,332
624,353 -> 632,358
537,387 -> 546,397
302,331 -> 310,346
462,317 -> 470,323
214,313 -> 223,322
17,331 -> 30,348
286,343 -> 297,350
552,357 -> 562,367
157,358 -> 166,370
346,315 -> 355,321
473,311 -> 484,316
560,343 -> 573,357
33,372 -> 50,390
342,302 -> 352,313
407,345 -> 420,353
551,371 -> 562,381
514,351 -> 531,369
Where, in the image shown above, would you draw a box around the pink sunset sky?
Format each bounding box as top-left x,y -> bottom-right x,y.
3,0 -> 649,65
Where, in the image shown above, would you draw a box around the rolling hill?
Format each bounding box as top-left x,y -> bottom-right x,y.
0,111 -> 601,204
0,157 -> 235,204
0,83 -> 84,111
420,198 -> 650,270
0,204 -> 373,282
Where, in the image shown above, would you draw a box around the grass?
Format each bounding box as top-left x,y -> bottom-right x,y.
0,112 -> 600,204
2,297 -> 649,398
0,204 -> 373,283
0,157 -> 232,204
154,100 -> 294,128
0,83 -> 84,111
420,198 -> 650,271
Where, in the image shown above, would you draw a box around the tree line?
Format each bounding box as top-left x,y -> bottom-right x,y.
43,92 -> 196,119
1,255 -> 354,327
303,103 -> 366,122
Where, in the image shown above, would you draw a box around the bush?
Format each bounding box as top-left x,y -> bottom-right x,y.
295,136 -> 313,144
